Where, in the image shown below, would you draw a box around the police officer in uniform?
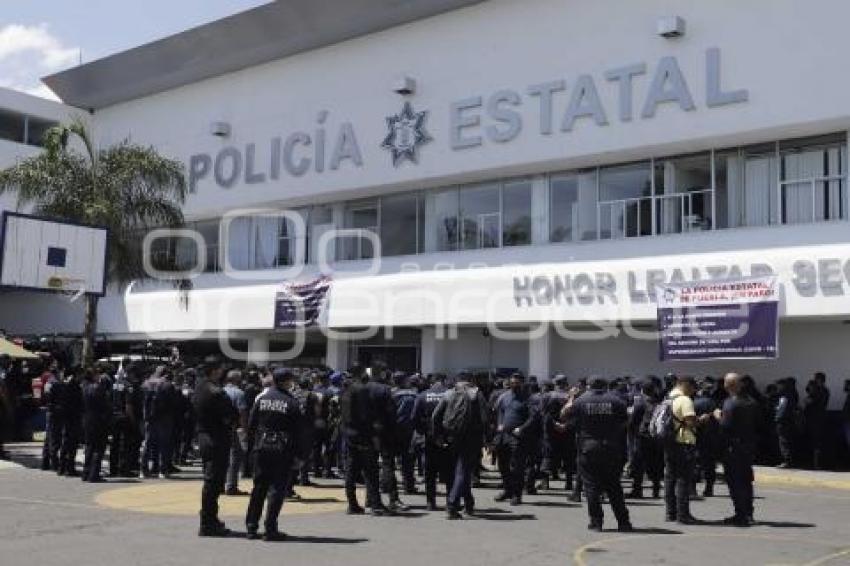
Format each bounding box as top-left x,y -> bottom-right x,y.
412,374 -> 449,510
540,375 -> 572,490
82,369 -> 112,483
340,369 -> 389,516
494,373 -> 538,506
194,356 -> 236,537
390,371 -> 419,495
564,377 -> 633,532
59,369 -> 84,477
714,372 -> 759,527
245,368 -> 304,541
109,364 -> 137,477
41,366 -> 64,471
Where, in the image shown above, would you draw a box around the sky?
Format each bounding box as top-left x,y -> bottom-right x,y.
0,0 -> 270,100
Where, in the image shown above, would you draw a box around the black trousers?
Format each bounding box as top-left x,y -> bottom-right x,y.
199,433 -> 230,529
379,440 -> 401,502
630,436 -> 663,492
579,445 -> 630,526
424,440 -> 450,505
109,415 -> 134,476
345,438 -> 381,509
59,419 -> 81,475
776,422 -> 795,465
42,412 -> 63,470
542,434 -> 572,480
495,432 -> 527,498
724,446 -> 754,520
245,451 -> 293,532
83,424 -> 108,481
664,442 -> 696,520
447,443 -> 478,511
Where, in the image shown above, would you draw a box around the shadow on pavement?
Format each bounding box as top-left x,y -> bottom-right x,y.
526,501 -> 581,508
264,535 -> 369,544
473,512 -> 536,521
752,520 -> 816,528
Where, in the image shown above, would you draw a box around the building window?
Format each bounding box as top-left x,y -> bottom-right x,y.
598,162 -> 653,239
779,134 -> 846,224
276,212 -> 306,267
0,109 -> 58,147
502,180 -> 532,247
343,200 -> 378,260
550,171 -> 598,243
380,193 -> 420,257
26,117 -> 58,147
0,109 -> 26,144
307,206 -> 334,264
654,153 -> 714,234
426,188 -> 460,252
192,220 -> 220,272
460,183 -> 500,250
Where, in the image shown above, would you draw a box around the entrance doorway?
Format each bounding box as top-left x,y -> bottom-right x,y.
355,345 -> 420,373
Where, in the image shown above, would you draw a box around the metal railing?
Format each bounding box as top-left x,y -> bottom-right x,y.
597,189 -> 714,239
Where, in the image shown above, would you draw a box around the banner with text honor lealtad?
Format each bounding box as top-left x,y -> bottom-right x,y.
273,276 -> 332,329
657,275 -> 779,361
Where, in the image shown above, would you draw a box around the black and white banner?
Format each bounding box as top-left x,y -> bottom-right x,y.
657,275 -> 779,361
273,276 -> 332,329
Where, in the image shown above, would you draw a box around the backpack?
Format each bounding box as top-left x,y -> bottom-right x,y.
638,399 -> 657,438
648,399 -> 676,442
442,385 -> 478,438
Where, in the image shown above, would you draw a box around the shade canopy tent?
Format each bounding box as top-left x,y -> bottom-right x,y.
0,338 -> 38,359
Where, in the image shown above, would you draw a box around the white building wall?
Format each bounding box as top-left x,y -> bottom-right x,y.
90,0 -> 850,219
436,327 -> 528,374
549,320 -> 850,410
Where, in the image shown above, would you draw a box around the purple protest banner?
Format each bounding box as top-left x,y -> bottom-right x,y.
274,276 -> 332,329
657,276 -> 779,361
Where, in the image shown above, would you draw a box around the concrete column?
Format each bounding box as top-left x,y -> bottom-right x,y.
420,326 -> 446,375
527,324 -> 551,380
247,333 -> 271,366
325,334 -> 348,371
530,174 -> 550,245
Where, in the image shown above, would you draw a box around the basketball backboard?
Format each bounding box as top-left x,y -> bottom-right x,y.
0,212 -> 108,297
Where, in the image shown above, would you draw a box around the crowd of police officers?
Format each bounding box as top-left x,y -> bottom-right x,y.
13,353 -> 842,540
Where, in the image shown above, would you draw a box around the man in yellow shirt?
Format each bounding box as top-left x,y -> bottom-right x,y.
664,376 -> 699,524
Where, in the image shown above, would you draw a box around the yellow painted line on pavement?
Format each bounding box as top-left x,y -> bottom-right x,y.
755,472 -> 850,491
803,548 -> 850,566
95,480 -> 359,517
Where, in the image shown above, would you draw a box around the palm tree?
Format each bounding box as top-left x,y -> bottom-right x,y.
0,116 -> 186,365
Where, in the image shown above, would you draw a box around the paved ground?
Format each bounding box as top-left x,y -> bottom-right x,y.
1,443 -> 849,566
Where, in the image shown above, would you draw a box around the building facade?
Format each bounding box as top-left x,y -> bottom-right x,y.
3,0 -> 850,404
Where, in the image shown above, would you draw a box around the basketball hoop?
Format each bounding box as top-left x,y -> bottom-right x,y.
46,276 -> 88,302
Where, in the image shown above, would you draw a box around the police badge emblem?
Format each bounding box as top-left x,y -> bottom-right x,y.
381,101 -> 432,166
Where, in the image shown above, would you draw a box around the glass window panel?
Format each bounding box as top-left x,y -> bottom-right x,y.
193,220 -> 220,272
380,193 -> 419,257
655,153 -> 713,234
502,180 -> 532,247
460,183 -> 500,250
226,216 -> 254,270
307,205 -> 335,264
26,118 -> 58,147
429,188 -> 459,252
0,109 -> 25,143
550,171 -> 598,242
780,135 -> 846,224
343,200 -> 378,260
599,162 -> 652,238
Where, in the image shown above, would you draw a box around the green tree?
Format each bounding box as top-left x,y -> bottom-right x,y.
0,116 -> 186,365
